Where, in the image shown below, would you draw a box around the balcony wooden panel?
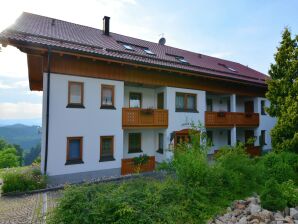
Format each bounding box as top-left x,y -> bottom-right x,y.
205,111 -> 259,128
122,108 -> 168,128
121,156 -> 155,175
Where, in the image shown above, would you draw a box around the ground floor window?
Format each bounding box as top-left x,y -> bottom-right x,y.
227,130 -> 231,145
157,133 -> 164,153
100,136 -> 114,161
260,130 -> 267,145
207,131 -> 213,146
66,137 -> 83,165
128,133 -> 142,153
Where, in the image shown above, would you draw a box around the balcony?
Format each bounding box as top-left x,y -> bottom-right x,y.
205,111 -> 259,128
122,108 -> 168,129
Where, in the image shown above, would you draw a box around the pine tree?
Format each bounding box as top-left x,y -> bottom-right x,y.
266,28 -> 298,153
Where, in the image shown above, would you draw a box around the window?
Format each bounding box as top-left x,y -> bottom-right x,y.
218,63 -> 237,72
123,44 -> 134,50
261,130 -> 267,145
66,137 -> 83,165
176,57 -> 188,63
128,133 -> 142,153
157,133 -> 164,153
227,98 -> 231,112
157,92 -> 164,109
67,82 -> 84,108
129,92 -> 142,108
144,49 -> 155,55
261,100 -> 266,115
207,131 -> 213,145
100,136 -> 114,161
101,85 -> 115,109
227,130 -> 231,145
175,92 -> 197,112
206,98 -> 213,112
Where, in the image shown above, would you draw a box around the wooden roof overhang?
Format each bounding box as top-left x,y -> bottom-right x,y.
1,39 -> 268,97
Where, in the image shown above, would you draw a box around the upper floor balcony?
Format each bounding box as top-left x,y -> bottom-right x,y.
122,85 -> 168,129
205,93 -> 261,128
122,108 -> 168,128
205,111 -> 259,128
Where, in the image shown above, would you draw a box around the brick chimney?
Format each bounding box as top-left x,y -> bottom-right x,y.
103,16 -> 110,36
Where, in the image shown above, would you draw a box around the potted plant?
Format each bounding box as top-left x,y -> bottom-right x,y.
133,154 -> 149,174
140,107 -> 154,115
217,111 -> 226,117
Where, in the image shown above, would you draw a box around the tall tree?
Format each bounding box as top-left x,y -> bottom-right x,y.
266,28 -> 298,153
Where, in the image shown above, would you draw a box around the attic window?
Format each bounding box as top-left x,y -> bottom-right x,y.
144,49 -> 155,55
218,63 -> 237,72
176,57 -> 188,63
123,44 -> 134,51
227,67 -> 237,72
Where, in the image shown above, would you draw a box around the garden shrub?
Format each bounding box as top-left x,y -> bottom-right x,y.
280,180 -> 298,207
259,151 -> 298,184
260,178 -> 287,211
2,166 -> 46,193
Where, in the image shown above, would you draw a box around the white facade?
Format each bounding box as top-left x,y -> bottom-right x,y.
41,72 -> 276,180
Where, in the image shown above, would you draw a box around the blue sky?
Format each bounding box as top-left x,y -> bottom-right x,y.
0,0 -> 297,125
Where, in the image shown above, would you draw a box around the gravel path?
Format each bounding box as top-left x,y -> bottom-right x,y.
0,191 -> 62,224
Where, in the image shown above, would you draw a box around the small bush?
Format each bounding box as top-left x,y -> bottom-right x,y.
2,166 -> 46,193
260,179 -> 287,211
259,151 -> 298,184
280,180 -> 298,207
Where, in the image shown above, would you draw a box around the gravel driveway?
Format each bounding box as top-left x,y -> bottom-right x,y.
0,191 -> 61,224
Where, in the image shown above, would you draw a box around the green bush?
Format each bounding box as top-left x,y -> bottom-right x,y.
2,166 -> 46,193
261,179 -> 287,211
259,151 -> 298,184
280,180 -> 298,207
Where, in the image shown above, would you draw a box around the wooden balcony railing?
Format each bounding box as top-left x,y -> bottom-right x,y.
122,108 -> 168,128
205,111 -> 259,127
121,156 -> 155,175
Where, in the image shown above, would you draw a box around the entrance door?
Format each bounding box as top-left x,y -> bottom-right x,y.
245,130 -> 254,146
244,101 -> 254,113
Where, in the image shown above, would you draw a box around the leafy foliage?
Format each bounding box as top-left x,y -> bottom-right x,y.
0,138 -> 22,168
1,166 -> 46,193
24,143 -> 41,165
266,28 -> 298,153
49,123 -> 298,223
260,179 -> 287,211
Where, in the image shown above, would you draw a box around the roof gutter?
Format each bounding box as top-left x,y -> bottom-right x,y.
44,47 -> 51,174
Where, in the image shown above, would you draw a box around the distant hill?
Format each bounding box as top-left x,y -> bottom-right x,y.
0,124 -> 41,151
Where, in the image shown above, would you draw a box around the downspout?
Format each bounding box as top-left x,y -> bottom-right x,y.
44,47 -> 51,174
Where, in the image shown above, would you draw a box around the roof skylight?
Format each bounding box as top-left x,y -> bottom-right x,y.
123,44 -> 134,51
176,57 -> 188,63
227,67 -> 237,72
218,63 -> 237,72
144,49 -> 155,55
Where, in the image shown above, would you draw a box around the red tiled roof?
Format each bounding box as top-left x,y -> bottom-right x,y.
0,12 -> 268,85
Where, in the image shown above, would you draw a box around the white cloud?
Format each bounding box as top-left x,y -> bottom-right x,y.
0,81 -> 13,89
0,102 -> 42,119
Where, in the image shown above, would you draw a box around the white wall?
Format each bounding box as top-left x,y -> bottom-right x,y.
123,129 -> 166,160
43,73 -> 124,176
165,87 -> 206,158
255,97 -> 276,150
207,128 -> 231,154
124,86 -> 156,108
206,95 -> 230,112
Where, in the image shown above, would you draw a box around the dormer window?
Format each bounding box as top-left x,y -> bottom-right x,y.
123,44 -> 134,51
144,49 -> 155,55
